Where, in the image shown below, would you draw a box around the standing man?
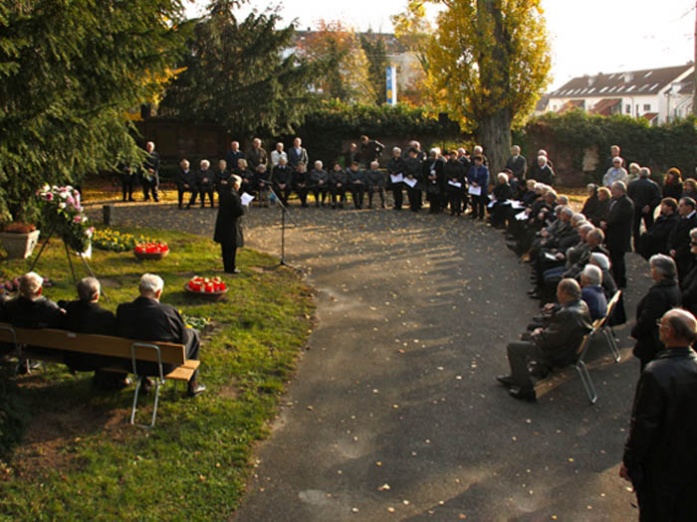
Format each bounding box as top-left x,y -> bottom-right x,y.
288,137 -> 309,168
601,181 -> 634,288
246,138 -> 268,169
620,309 -> 697,521
214,175 -> 245,274
225,141 -> 245,170
668,196 -> 697,284
359,135 -> 384,168
505,145 -> 528,182
141,141 -> 160,202
270,142 -> 287,168
627,167 -> 661,250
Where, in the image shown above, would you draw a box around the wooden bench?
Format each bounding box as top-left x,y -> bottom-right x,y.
0,322 -> 200,428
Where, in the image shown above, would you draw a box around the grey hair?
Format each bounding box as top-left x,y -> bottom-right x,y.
650,253 -> 677,280
581,264 -> 603,286
19,272 -> 43,299
77,277 -> 100,301
139,273 -> 164,296
664,309 -> 697,343
639,167 -> 651,178
590,252 -> 610,270
497,172 -> 509,183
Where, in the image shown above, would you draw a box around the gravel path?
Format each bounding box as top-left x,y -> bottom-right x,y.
101,198 -> 647,521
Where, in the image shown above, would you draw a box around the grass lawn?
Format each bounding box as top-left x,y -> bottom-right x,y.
0,226 -> 314,520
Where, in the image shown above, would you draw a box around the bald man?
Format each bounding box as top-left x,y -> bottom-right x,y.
621,308 -> 697,521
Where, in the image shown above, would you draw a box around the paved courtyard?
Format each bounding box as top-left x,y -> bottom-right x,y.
111,200 -> 647,521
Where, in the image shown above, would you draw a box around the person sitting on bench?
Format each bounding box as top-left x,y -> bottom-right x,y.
59,277 -> 129,390
2,272 -> 64,369
496,278 -> 593,401
116,273 -> 205,396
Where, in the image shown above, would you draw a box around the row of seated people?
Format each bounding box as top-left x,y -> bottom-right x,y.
177,158 -> 390,210
0,272 -> 205,395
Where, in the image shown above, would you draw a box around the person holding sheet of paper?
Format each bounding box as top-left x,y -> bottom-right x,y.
387,147 -> 406,211
214,174 -> 245,274
467,155 -> 489,220
489,172 -> 514,228
404,147 -> 424,212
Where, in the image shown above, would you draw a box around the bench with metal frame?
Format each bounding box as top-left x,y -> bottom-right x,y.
0,323 -> 200,428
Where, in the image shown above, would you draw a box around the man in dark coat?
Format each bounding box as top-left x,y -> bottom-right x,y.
668,196 -> 697,284
601,181 -> 634,288
287,137 -> 309,168
627,167 -> 661,250
141,141 -> 160,202
225,141 -> 245,170
496,279 -> 593,401
271,156 -> 293,206
359,135 -> 384,167
214,175 -> 245,274
116,273 -> 204,396
621,308 -> 697,521
637,197 -> 678,260
60,277 -> 128,389
505,145 -> 527,182
176,159 -> 198,209
3,272 -> 65,367
631,254 -> 681,370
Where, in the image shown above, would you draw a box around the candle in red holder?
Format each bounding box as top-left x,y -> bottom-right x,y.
189,280 -> 201,292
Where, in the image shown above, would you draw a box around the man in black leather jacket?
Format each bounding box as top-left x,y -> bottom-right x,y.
621,308 -> 697,521
496,278 -> 593,401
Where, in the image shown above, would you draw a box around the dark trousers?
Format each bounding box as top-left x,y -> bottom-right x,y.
122,178 -> 135,201
199,187 -> 214,207
634,473 -> 697,522
331,187 -> 346,207
507,340 -> 546,390
312,188 -> 328,206
391,184 -> 404,209
407,187 -> 422,211
609,248 -> 627,288
448,188 -> 464,215
471,194 -> 486,219
368,187 -> 385,208
142,175 -> 159,202
221,241 -> 238,273
274,185 -> 292,206
351,186 -> 365,209
633,209 -> 655,250
178,188 -> 197,208
295,187 -> 309,207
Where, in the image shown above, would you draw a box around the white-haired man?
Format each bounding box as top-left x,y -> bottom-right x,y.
116,274 -> 205,396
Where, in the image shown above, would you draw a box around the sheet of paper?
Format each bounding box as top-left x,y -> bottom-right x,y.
544,252 -> 558,261
241,193 -> 255,206
448,180 -> 462,188
487,200 -> 496,208
509,200 -> 524,209
403,177 -> 418,188
390,173 -> 404,183
515,210 -> 528,221
468,185 -> 482,196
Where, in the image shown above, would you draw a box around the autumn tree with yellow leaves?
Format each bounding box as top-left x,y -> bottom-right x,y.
394,0 -> 551,172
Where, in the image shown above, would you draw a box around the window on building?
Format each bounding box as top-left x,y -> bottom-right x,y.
643,104 -> 651,111
625,104 -> 631,114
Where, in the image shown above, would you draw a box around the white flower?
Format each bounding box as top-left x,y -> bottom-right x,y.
58,202 -> 66,209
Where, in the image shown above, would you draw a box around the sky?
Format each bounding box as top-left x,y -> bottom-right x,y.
186,0 -> 695,90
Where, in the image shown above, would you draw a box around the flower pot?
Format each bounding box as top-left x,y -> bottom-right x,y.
0,230 -> 41,259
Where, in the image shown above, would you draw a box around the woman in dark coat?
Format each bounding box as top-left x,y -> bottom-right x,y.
214,175 -> 245,274
662,168 -> 683,201
680,228 -> 697,316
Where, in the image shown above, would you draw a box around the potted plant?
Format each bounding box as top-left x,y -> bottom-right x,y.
0,222 -> 41,259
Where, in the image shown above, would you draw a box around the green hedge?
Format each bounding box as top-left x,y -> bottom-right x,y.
517,111 -> 697,184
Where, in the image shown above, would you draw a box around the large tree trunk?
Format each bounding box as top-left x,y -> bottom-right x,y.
477,108 -> 512,183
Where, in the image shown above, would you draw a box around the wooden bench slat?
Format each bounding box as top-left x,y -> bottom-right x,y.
0,323 -> 186,365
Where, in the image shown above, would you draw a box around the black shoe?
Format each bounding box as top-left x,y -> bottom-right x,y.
528,291 -> 541,299
509,386 -> 536,402
496,375 -> 515,388
187,383 -> 206,397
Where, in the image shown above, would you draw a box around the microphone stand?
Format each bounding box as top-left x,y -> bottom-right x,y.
265,184 -> 297,268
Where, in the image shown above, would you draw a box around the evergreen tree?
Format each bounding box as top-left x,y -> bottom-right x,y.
0,1 -> 188,222
159,0 -> 319,138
